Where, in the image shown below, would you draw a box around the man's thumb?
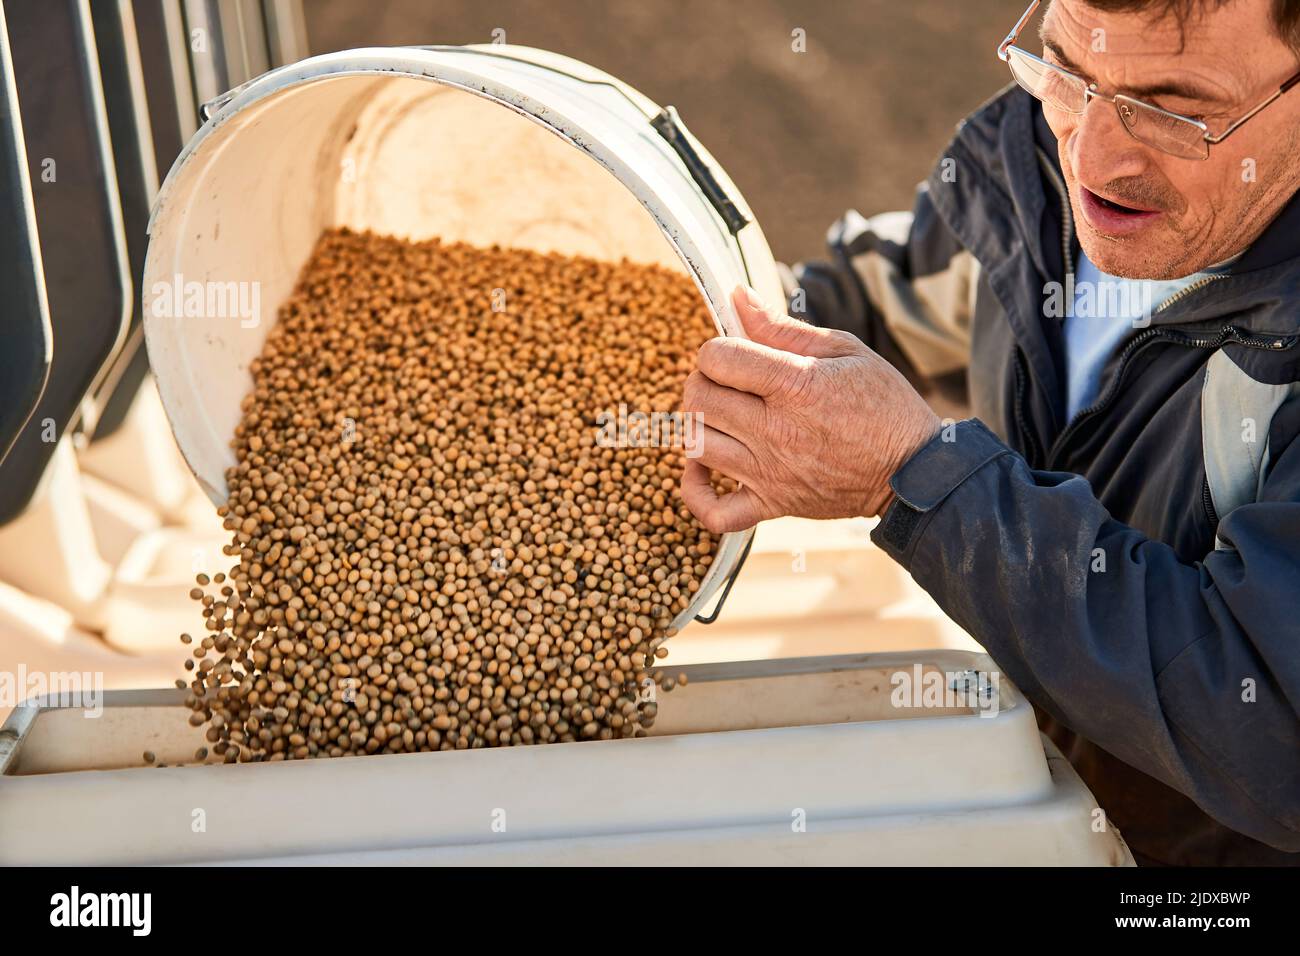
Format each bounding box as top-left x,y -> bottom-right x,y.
730,285 -> 848,358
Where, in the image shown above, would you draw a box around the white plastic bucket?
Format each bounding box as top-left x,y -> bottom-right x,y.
143,45 -> 784,629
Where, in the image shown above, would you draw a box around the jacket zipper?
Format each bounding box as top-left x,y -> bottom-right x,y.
1202,474 -> 1219,525
1042,274 -> 1239,466
1012,348 -> 1043,468
1044,322 -> 1294,468
1150,273 -> 1228,317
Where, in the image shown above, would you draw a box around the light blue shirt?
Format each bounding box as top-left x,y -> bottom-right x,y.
1064,252 -> 1218,420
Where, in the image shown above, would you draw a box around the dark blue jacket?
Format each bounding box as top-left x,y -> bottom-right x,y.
797,85 -> 1300,865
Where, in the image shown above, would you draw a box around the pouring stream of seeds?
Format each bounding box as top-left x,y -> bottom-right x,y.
176,227 -> 732,762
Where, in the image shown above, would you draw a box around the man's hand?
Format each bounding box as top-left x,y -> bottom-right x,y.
680,285 -> 942,532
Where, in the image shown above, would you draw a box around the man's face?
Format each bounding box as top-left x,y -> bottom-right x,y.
1040,0 -> 1300,278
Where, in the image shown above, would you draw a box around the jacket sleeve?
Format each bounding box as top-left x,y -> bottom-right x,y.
872,417 -> 1300,851
791,182 -> 978,385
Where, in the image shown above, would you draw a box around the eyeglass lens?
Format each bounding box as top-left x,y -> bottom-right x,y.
1005,47 -> 1208,159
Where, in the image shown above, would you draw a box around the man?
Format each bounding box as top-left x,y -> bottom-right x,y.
681,0 -> 1300,865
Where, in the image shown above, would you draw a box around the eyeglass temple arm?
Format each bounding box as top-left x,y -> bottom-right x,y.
999,0 -> 1042,61
1207,69 -> 1300,143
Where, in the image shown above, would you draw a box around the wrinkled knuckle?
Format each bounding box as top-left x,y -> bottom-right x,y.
751,458 -> 781,492
762,364 -> 790,397
700,509 -> 729,534
697,337 -> 725,368
779,357 -> 818,403
761,405 -> 803,453
826,328 -> 864,353
682,371 -> 705,409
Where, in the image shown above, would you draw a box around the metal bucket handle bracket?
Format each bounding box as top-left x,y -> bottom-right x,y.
650,106 -> 749,236
694,528 -> 754,624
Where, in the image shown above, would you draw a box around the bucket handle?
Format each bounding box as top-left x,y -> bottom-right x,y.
651,107 -> 750,236
694,529 -> 754,624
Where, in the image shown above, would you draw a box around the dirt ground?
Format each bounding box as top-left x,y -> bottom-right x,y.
306,0 -> 1026,266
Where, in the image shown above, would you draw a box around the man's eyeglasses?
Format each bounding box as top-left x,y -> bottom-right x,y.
998,0 -> 1300,160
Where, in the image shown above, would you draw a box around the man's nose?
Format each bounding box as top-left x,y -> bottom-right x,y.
1068,94 -> 1149,186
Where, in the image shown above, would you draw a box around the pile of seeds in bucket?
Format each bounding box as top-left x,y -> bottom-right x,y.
175,227 -> 730,761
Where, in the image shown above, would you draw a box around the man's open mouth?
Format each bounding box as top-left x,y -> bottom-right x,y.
1087,188 -> 1158,214
1079,187 -> 1162,235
